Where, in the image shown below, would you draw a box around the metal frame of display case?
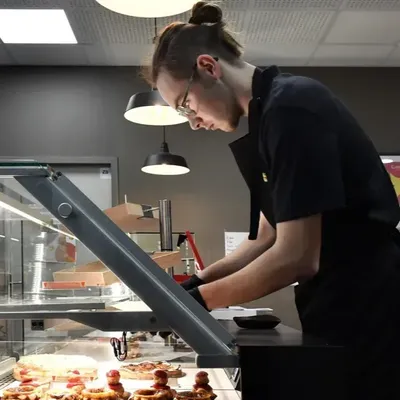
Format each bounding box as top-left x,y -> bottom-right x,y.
0,161 -> 238,368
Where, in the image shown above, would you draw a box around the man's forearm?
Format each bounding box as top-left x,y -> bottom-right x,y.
198,233 -> 275,283
199,216 -> 321,309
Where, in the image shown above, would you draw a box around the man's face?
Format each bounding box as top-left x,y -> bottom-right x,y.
156,55 -> 243,132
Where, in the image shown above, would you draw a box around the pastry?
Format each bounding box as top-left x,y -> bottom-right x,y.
19,378 -> 51,392
45,389 -> 80,400
119,361 -> 184,380
151,370 -> 175,400
192,372 -> 216,400
132,389 -> 169,400
106,371 -> 120,386
81,388 -> 117,400
129,332 -> 147,342
66,371 -> 86,394
126,341 -> 142,360
3,386 -> 41,400
14,355 -> 98,382
175,391 -> 211,400
106,370 -> 130,400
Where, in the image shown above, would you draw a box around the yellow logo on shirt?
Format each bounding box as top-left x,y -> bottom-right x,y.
262,173 -> 268,182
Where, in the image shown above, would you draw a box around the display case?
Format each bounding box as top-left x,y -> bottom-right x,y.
0,160 -> 345,400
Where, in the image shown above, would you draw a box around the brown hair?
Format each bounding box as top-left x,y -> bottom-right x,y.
142,1 -> 243,86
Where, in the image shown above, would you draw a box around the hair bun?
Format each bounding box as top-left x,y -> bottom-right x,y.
189,1 -> 223,25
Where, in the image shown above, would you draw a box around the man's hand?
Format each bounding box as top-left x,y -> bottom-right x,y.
199,214 -> 322,309
180,274 -> 205,291
187,287 -> 210,311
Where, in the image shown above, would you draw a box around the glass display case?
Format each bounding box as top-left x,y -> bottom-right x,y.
0,160 -> 345,400
0,160 -> 240,400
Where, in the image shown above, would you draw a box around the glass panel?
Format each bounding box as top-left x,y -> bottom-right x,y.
0,175 -> 134,316
0,340 -> 238,398
131,233 -> 196,275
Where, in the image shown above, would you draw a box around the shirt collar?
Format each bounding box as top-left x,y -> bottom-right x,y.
248,65 -> 280,133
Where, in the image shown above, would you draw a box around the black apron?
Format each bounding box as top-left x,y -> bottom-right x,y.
228,69 -> 400,399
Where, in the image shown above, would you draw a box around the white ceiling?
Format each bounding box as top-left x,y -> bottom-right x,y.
1,0 -> 400,66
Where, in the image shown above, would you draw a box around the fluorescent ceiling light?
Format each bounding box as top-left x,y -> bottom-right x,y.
382,158 -> 394,164
0,9 -> 77,44
96,0 -> 196,18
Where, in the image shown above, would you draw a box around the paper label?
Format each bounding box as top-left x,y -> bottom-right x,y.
224,232 -> 248,256
99,167 -> 111,179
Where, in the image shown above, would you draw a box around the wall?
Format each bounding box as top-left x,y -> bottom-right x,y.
0,66 -> 400,329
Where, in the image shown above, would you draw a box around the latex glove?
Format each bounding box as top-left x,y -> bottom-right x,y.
180,274 -> 205,291
188,287 -> 210,311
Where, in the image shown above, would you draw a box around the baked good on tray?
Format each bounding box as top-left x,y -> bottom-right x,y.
66,371 -> 86,394
13,355 -> 98,382
119,361 -> 184,380
106,370 -> 130,400
81,388 -> 117,400
2,386 -> 42,400
45,389 -> 80,400
132,389 -> 170,400
19,378 -> 51,393
192,372 -> 217,400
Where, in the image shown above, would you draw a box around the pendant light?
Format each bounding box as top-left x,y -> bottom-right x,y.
124,90 -> 187,126
123,18 -> 187,126
96,0 -> 196,18
142,127 -> 190,176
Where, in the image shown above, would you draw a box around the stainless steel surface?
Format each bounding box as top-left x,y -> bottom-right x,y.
0,160 -> 50,177
0,297 -> 106,312
159,199 -> 173,251
159,199 -> 174,277
0,310 -> 170,332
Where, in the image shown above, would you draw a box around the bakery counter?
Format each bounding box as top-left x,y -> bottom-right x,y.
0,339 -> 239,400
221,321 -> 346,400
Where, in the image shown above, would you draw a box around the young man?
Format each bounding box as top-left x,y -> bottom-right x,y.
145,2 -> 400,398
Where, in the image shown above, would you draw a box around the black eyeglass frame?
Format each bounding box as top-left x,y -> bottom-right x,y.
176,57 -> 219,118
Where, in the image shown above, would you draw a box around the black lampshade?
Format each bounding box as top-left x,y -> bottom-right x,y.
142,142 -> 190,176
124,90 -> 187,126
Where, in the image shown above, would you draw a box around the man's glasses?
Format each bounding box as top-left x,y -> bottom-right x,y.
176,57 -> 219,118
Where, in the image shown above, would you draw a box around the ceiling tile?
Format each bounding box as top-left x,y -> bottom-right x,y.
245,43 -> 316,66
68,7 -> 153,44
0,0 -> 70,8
325,11 -> 400,44
244,43 -> 317,59
246,10 -> 334,44
311,44 -> 393,65
8,44 -> 88,65
253,0 -> 343,9
346,0 -> 400,10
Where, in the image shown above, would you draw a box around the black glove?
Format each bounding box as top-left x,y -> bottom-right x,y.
181,274 -> 205,291
188,287 -> 210,311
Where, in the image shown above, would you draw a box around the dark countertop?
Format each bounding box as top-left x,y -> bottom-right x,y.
219,320 -> 334,347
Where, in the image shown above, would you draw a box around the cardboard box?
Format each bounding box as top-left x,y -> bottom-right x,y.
53,251 -> 182,286
103,202 -> 159,233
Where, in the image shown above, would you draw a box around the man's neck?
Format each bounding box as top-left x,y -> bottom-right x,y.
220,60 -> 256,117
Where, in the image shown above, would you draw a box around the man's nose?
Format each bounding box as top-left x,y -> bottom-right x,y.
188,116 -> 202,130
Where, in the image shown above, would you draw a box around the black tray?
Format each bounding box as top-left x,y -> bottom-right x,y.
233,314 -> 281,329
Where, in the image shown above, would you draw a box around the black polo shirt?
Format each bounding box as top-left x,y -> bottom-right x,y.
232,66 -> 400,398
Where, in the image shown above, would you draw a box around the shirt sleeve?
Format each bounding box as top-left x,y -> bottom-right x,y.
263,106 -> 346,223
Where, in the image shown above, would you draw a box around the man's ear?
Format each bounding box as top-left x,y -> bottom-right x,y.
196,54 -> 221,79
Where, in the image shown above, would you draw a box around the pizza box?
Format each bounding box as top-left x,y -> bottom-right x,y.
103,202 -> 159,233
52,251 -> 182,286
